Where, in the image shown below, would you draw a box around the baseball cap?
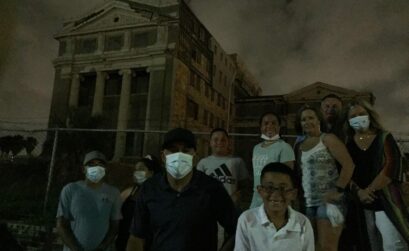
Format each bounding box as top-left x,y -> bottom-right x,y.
83,150 -> 107,165
162,128 -> 196,150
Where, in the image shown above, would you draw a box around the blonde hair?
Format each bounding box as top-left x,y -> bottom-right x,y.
343,99 -> 385,138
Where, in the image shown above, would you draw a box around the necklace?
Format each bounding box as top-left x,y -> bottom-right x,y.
358,135 -> 371,140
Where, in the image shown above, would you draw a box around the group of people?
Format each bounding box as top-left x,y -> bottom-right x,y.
56,95 -> 409,251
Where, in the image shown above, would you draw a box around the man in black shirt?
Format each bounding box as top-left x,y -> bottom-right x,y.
126,128 -> 237,251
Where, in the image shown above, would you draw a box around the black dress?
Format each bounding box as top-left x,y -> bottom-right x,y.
116,185 -> 139,251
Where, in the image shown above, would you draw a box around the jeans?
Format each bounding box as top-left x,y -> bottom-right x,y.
364,210 -> 408,251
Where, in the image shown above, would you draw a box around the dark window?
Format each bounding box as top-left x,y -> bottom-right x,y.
78,74 -> 96,107
125,132 -> 144,156
205,84 -> 210,98
186,98 -> 199,120
58,41 -> 66,56
132,30 -> 157,48
104,72 -> 122,96
217,94 -> 222,107
211,89 -> 215,101
191,49 -> 201,64
75,37 -> 97,54
203,110 -> 209,125
105,34 -> 124,51
190,71 -> 196,87
131,70 -> 150,94
199,28 -> 205,42
219,71 -> 222,84
209,113 -> 214,127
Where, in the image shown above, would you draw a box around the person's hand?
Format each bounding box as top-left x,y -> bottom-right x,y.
357,188 -> 377,204
323,190 -> 343,203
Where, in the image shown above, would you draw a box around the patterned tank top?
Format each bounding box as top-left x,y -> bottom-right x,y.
301,134 -> 339,207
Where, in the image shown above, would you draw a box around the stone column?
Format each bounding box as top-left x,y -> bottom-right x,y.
91,71 -> 106,116
143,66 -> 167,156
113,69 -> 132,160
68,73 -> 80,107
97,33 -> 104,54
123,31 -> 131,51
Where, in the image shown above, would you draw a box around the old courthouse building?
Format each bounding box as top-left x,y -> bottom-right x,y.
48,0 -> 261,159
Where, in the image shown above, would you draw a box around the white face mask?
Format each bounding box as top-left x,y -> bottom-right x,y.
261,134 -> 280,141
349,115 -> 370,131
133,171 -> 147,184
86,165 -> 105,183
165,152 -> 193,180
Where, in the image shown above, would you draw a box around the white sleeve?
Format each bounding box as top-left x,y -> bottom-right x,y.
279,142 -> 295,162
196,159 -> 205,172
302,217 -> 315,251
237,158 -> 249,181
56,184 -> 73,220
234,214 -> 250,251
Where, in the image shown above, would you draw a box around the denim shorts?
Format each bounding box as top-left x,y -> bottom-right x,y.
306,203 -> 346,220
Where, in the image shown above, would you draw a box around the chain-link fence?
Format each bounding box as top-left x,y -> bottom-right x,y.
0,128 -> 408,250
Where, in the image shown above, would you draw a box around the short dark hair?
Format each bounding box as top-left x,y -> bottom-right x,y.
260,162 -> 296,186
259,112 -> 281,126
321,94 -> 342,103
210,128 -> 229,138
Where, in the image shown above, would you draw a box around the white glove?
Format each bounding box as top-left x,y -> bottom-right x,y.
326,203 -> 344,227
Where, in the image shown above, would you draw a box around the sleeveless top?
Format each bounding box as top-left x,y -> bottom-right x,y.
346,135 -> 383,211
116,185 -> 139,251
301,134 -> 339,207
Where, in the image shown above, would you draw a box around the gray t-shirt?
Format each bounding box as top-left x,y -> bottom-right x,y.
250,140 -> 295,208
197,155 -> 249,196
56,181 -> 122,251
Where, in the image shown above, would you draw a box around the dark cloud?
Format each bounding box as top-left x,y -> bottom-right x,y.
189,0 -> 409,132
0,0 -> 408,132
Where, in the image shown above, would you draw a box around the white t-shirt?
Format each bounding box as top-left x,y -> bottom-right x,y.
197,155 -> 249,196
235,206 -> 314,251
250,140 -> 295,208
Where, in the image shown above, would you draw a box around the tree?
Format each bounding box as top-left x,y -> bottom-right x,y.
9,135 -> 25,156
0,136 -> 12,157
24,137 -> 38,156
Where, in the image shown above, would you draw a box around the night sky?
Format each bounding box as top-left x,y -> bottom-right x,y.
0,0 -> 408,133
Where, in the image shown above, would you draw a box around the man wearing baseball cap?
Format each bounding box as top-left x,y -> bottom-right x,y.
127,128 -> 238,251
56,150 -> 122,251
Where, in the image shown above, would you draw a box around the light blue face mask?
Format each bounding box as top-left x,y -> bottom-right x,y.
133,171 -> 147,184
86,165 -> 105,183
349,115 -> 370,131
165,152 -> 193,180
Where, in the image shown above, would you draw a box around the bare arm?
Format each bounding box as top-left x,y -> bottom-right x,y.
324,134 -> 355,188
126,235 -> 145,251
56,217 -> 83,251
120,187 -> 133,201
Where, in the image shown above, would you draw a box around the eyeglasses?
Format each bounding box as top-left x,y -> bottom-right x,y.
259,185 -> 294,195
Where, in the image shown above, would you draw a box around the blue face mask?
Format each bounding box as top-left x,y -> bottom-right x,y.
86,165 -> 105,183
349,115 -> 370,131
165,152 -> 193,180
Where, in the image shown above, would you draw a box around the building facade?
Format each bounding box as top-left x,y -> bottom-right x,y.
48,0 -> 260,159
